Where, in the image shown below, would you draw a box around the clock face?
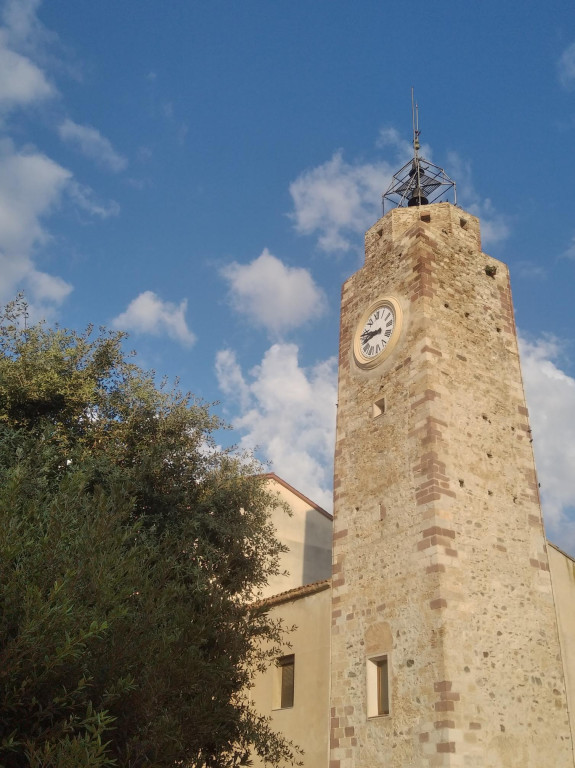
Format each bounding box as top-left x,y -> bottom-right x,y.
360,305 -> 395,358
353,297 -> 402,369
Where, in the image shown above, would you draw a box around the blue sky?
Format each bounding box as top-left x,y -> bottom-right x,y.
2,0 -> 575,553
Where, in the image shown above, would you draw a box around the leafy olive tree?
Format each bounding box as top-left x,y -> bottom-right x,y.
0,297 -> 298,768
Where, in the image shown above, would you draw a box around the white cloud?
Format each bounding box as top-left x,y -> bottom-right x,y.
0,138 -> 124,312
221,249 -> 327,336
2,0 -> 47,50
520,334 -> 575,553
26,269 -> 72,303
216,344 -> 337,511
0,40 -> 52,110
0,139 -> 70,254
377,126 -> 412,155
67,180 -> 120,219
447,152 -> 511,246
289,150 -> 394,253
59,119 -> 127,172
376,125 -> 433,163
0,0 -> 55,114
214,348 -> 252,412
0,2 -> 121,317
558,42 -> 575,88
112,291 -> 196,347
0,139 -> 73,311
287,129 -> 441,255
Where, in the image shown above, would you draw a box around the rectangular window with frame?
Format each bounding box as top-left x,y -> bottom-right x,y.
275,654 -> 295,709
367,654 -> 390,717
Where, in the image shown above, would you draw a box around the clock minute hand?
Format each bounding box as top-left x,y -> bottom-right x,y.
361,327 -> 382,343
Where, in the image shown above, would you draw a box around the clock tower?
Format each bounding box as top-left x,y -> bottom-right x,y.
329,147 -> 574,764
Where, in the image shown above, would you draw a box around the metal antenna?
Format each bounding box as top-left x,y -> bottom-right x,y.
412,87 -> 420,159
407,88 -> 427,207
382,90 -> 457,212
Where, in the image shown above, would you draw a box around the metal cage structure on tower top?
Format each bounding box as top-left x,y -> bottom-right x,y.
382,91 -> 456,213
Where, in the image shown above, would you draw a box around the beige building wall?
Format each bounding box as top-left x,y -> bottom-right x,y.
549,542 -> 575,744
249,583 -> 331,768
262,474 -> 332,599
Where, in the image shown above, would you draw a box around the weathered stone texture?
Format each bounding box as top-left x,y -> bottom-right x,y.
330,203 -> 574,767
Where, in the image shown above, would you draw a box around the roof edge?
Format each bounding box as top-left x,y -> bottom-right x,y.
263,472 -> 333,520
252,578 -> 331,609
547,539 -> 575,564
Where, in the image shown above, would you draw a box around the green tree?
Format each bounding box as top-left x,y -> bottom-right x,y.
0,297 -> 298,768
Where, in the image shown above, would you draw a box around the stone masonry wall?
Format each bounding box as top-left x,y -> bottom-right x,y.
329,203 -> 574,768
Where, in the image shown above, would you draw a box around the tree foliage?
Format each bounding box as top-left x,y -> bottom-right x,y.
0,297 -> 298,768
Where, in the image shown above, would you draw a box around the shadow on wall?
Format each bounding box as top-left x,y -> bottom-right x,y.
302,506 -> 333,586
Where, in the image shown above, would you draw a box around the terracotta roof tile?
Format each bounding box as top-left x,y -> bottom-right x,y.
252,578 -> 331,609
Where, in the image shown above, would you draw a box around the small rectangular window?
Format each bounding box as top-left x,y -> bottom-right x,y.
367,654 -> 390,717
276,654 -> 295,709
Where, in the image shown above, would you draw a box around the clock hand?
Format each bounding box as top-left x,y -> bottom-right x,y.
361,327 -> 382,342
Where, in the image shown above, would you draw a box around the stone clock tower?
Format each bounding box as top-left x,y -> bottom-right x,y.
329,160 -> 574,763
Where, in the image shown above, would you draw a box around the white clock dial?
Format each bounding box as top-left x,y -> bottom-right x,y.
359,305 -> 395,358
353,296 -> 403,370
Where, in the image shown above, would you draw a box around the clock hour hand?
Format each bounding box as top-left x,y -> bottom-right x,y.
360,327 -> 382,343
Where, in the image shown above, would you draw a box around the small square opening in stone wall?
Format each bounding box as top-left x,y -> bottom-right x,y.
460,217 -> 468,230
421,213 -> 431,223
373,397 -> 386,418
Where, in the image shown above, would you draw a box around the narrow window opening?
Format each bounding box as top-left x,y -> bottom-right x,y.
373,397 -> 386,418
274,654 -> 295,709
460,217 -> 468,230
367,655 -> 390,717
421,213 -> 431,223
